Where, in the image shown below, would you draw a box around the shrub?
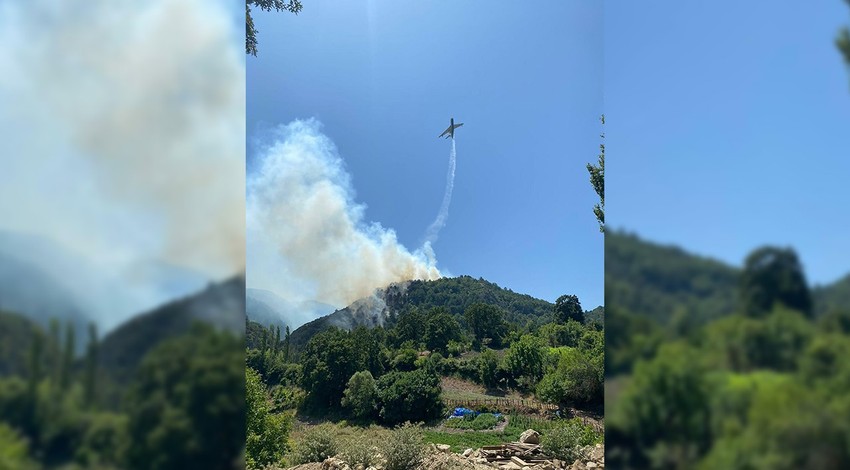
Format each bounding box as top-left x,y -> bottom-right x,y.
0,422 -> 36,470
381,422 -> 426,470
541,419 -> 598,462
339,434 -> 379,468
290,424 -> 339,464
246,367 -> 291,469
341,371 -> 378,419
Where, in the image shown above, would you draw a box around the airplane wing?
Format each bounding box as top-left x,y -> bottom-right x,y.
455,123 -> 464,128
438,126 -> 452,138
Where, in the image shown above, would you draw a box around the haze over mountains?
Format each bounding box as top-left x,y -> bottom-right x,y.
245,288 -> 336,330
0,230 -> 211,337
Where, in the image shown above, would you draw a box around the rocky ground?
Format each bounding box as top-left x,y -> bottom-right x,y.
283,430 -> 604,470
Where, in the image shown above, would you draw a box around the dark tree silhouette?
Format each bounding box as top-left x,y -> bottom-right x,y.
740,246 -> 813,318
555,294 -> 584,324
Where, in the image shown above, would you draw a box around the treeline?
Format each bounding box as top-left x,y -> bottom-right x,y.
607,242 -> 850,469
0,311 -> 244,470
287,276 -> 568,353
246,293 -> 604,468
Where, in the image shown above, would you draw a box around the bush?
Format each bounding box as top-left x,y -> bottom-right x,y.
246,368 -> 290,470
290,424 -> 339,464
477,348 -> 500,390
541,419 -> 598,462
381,422 -> 426,470
338,433 -> 379,468
269,384 -> 306,412
0,422 -> 36,470
76,412 -> 129,468
341,371 -> 378,419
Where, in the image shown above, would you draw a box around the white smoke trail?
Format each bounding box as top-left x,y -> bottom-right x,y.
424,138 -> 457,244
247,119 -> 442,308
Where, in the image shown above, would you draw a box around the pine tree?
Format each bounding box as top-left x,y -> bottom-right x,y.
84,322 -> 99,407
283,326 -> 291,363
59,322 -> 76,389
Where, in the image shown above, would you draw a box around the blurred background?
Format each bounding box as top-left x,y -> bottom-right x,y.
0,0 -> 246,468
605,2 -> 850,469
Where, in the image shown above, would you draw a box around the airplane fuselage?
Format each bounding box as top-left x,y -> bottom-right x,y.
439,117 -> 464,139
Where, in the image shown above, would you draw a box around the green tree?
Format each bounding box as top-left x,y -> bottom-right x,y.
608,343 -> 713,470
538,320 -> 584,348
246,0 -> 303,56
477,348 -> 500,390
377,369 -> 442,425
394,308 -> 426,347
503,334 -> 546,390
300,328 -> 358,408
351,326 -> 387,377
424,308 -> 462,353
125,323 -> 245,470
554,294 -> 584,324
341,371 -> 378,420
740,246 -> 812,318
587,114 -> 604,232
283,325 -> 291,362
83,322 -> 98,408
246,367 -> 290,469
0,422 -> 36,470
59,323 -> 75,390
26,329 -> 43,415
75,412 -> 129,468
537,348 -> 603,408
463,303 -> 506,349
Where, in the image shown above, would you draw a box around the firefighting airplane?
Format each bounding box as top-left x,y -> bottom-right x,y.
438,118 -> 464,139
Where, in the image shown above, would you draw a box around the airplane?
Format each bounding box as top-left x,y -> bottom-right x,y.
438,118 -> 464,139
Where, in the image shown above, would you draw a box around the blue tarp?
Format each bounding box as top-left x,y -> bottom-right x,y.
449,407 -> 478,418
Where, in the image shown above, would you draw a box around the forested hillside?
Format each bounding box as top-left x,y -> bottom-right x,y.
605,230 -> 739,325
607,234 -> 850,469
0,280 -> 246,469
288,275 -> 596,352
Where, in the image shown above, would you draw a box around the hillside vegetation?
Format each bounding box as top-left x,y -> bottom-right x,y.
0,279 -> 246,469
245,276 -> 604,468
289,276 -> 568,353
606,232 -> 850,469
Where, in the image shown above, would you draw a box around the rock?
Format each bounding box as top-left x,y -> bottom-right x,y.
462,448 -> 474,457
321,457 -> 348,470
518,429 -> 540,444
588,444 -> 604,462
586,463 -> 598,469
436,444 -> 451,453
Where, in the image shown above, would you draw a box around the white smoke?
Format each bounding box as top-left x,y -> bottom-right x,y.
0,0 -> 244,329
247,119 -> 441,308
425,138 -> 457,245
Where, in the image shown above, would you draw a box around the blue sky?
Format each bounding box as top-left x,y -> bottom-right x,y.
247,1 -> 604,308
606,2 -> 850,287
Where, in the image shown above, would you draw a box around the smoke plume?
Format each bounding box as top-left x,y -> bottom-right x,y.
0,0 -> 244,328
247,119 -> 441,308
